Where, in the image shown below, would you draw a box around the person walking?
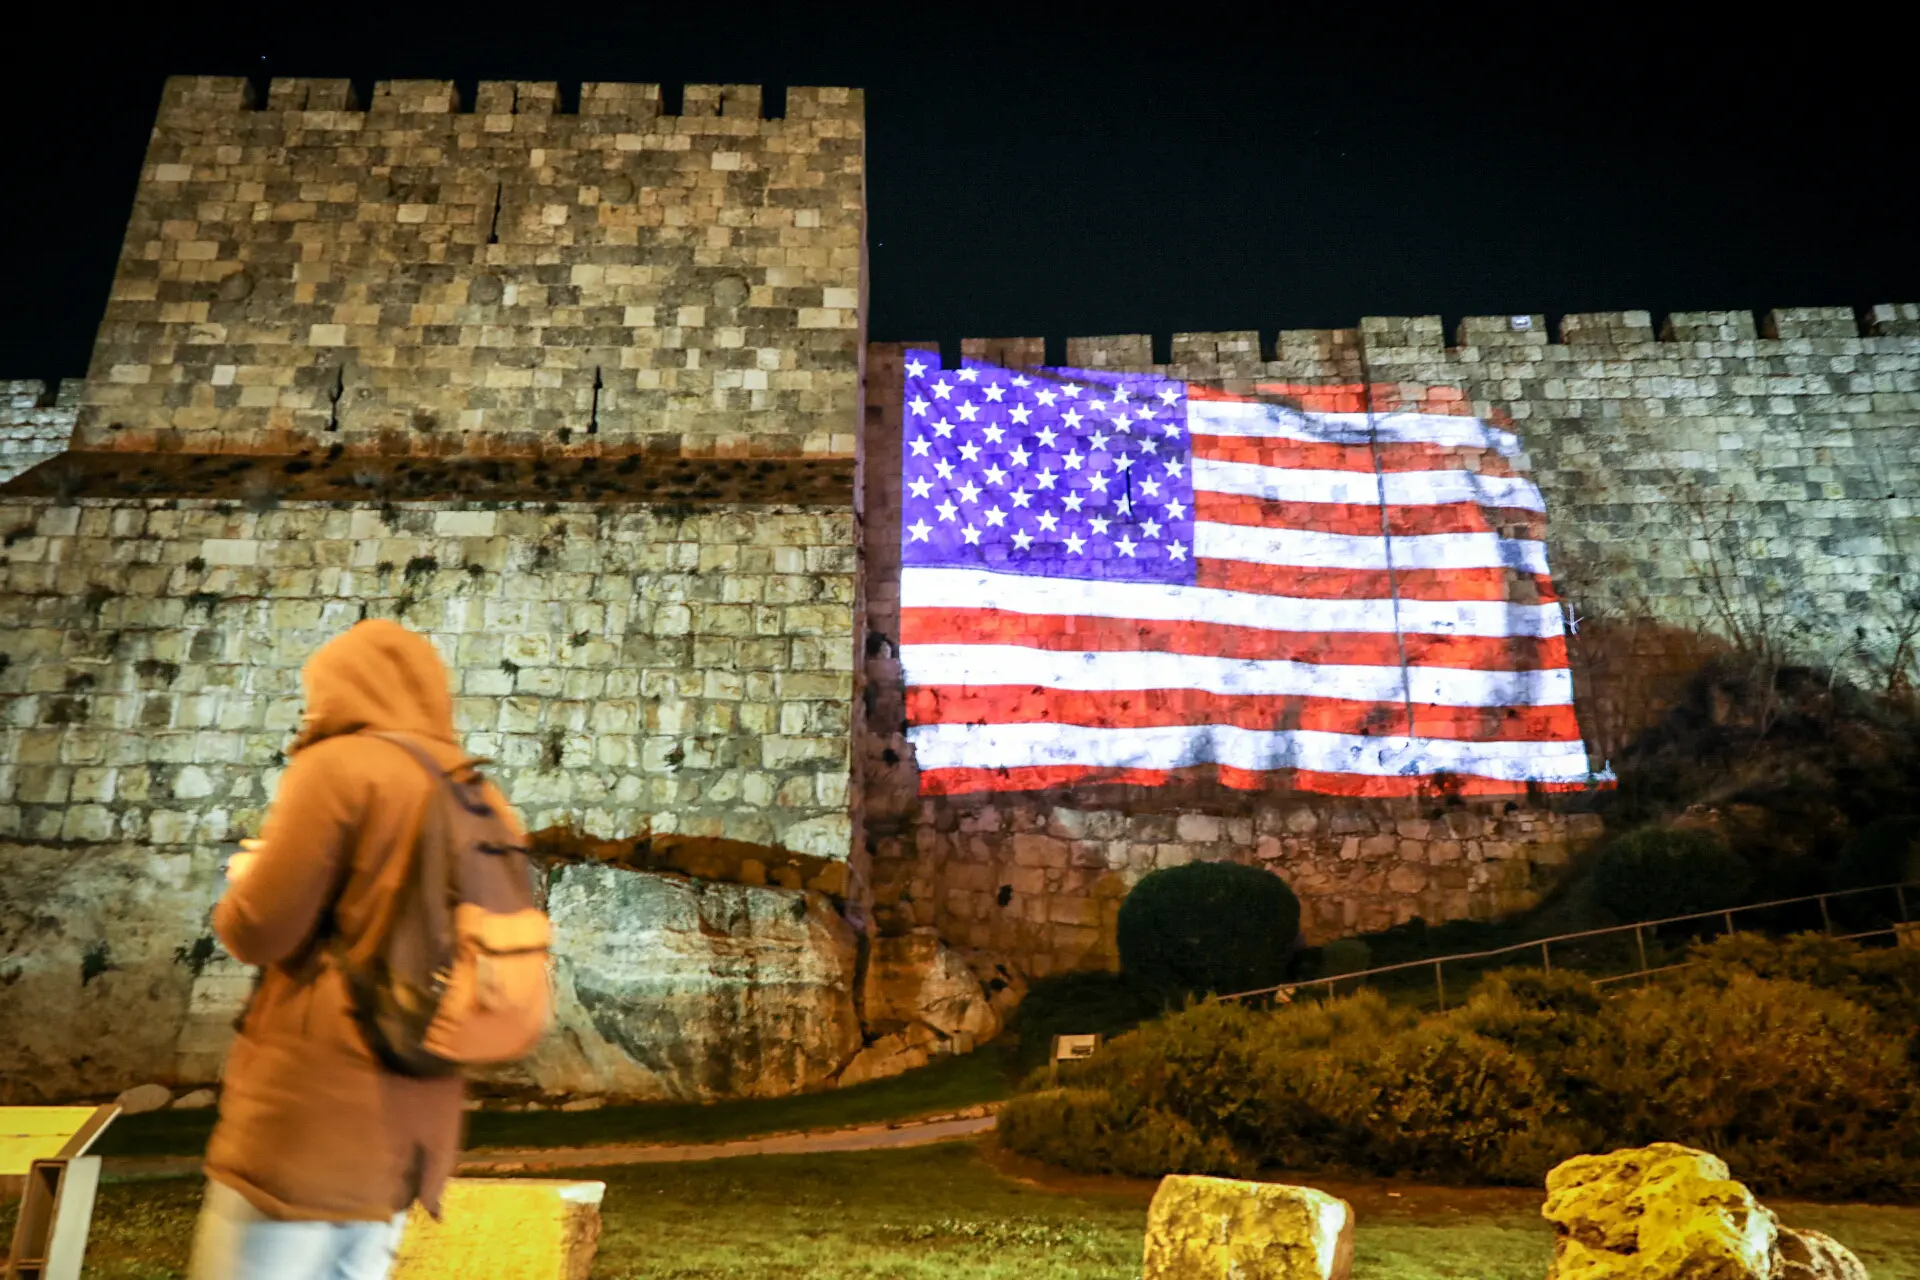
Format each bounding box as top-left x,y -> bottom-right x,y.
188,619 -> 535,1280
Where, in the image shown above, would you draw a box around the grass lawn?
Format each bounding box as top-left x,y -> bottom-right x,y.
11,1142 -> 1919,1279
90,1049 -> 1012,1159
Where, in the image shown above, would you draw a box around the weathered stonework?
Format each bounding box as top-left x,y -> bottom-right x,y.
861,314 -> 1920,973
1,380 -> 80,482
78,77 -> 865,459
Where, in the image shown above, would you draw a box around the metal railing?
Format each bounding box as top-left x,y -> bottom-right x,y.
1211,879 -> 1918,1011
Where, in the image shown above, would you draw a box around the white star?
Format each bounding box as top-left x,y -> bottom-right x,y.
908,476 -> 933,499
935,499 -> 959,522
961,524 -> 982,545
1010,529 -> 1034,551
1140,437 -> 1160,455
1008,404 -> 1033,425
957,368 -> 979,382
1159,388 -> 1179,405
934,458 -> 956,479
1111,386 -> 1130,402
931,380 -> 953,400
1114,494 -> 1132,515
1112,416 -> 1131,435
1088,472 -> 1109,492
984,505 -> 1007,527
1164,498 -> 1186,519
957,480 -> 982,503
1035,511 -> 1060,532
1062,449 -> 1085,470
1089,515 -> 1111,535
1163,422 -> 1181,438
982,464 -> 1008,486
1135,404 -> 1155,419
982,424 -> 1006,445
1164,459 -> 1184,477
1090,399 -> 1107,413
1088,430 -> 1109,451
1064,532 -> 1087,554
1167,541 -> 1188,561
1062,382 -> 1082,398
1141,517 -> 1163,538
957,441 -> 982,462
1138,476 -> 1162,498
1034,468 -> 1058,490
1007,445 -> 1031,468
1112,453 -> 1133,472
909,436 -> 931,457
1010,487 -> 1033,508
906,518 -> 932,541
983,383 -> 1005,402
909,396 -> 930,417
1033,425 -> 1058,448
956,402 -> 980,421
1062,409 -> 1083,429
932,418 -> 956,438
1011,375 -> 1031,387
1115,534 -> 1138,557
905,357 -> 927,377
1035,389 -> 1058,407
1061,492 -> 1084,512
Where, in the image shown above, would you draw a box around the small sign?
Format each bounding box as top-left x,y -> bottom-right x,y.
1051,1033 -> 1102,1062
1510,315 -> 1533,331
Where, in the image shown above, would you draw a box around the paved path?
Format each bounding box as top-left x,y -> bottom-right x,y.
103,1109 -> 999,1180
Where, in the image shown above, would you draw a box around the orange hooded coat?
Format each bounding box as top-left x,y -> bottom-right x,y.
205,620 -> 514,1221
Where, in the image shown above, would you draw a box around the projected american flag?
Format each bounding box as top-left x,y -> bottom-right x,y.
898,350 -> 1603,797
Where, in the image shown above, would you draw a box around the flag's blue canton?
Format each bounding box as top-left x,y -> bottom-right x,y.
900,351 -> 1197,583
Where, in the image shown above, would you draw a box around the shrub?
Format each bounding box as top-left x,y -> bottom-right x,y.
995,1088 -> 1250,1178
1592,826 -> 1754,922
1835,814 -> 1920,890
1004,969 -> 1161,1074
1117,861 -> 1301,1000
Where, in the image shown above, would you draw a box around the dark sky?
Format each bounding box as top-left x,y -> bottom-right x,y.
6,6 -> 1914,379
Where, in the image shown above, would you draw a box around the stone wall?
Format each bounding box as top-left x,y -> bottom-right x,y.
861,309 -> 1920,972
1,380 -> 79,482
77,76 -> 864,459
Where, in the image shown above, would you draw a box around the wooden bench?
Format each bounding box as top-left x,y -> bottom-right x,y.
1,1105 -> 119,1280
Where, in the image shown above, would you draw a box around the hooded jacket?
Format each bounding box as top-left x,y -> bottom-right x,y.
205,620 -> 515,1221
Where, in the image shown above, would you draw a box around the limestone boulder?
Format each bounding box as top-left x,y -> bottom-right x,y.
485,863 -> 863,1101
0,844 -> 217,1102
861,929 -> 1003,1043
395,1179 -> 602,1280
114,1083 -> 173,1115
1542,1144 -> 1865,1280
1142,1175 -> 1354,1280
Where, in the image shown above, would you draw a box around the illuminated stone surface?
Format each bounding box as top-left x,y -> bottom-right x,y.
394,1178 -> 601,1280
1142,1174 -> 1354,1280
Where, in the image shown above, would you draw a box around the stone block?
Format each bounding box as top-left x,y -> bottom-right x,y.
394,1179 -> 603,1280
1143,1175 -> 1354,1280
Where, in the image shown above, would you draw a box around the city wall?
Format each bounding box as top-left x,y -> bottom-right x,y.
861,309 -> 1920,972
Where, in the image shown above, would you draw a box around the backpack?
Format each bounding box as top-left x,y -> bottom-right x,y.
340,731 -> 554,1077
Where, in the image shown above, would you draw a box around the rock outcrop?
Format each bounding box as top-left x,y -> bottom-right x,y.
834,928 -> 1010,1087
1543,1143 -> 1868,1280
486,863 -> 864,1100
1142,1174 -> 1354,1280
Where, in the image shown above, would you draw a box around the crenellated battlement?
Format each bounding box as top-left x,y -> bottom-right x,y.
158,75 -> 861,126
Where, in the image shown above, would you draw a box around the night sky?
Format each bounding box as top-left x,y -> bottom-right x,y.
5,7 -> 1913,380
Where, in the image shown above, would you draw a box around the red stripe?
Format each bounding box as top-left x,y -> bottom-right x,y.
1190,435 -> 1522,477
918,762 -> 1603,798
1193,491 -> 1547,540
906,685 -> 1583,742
1194,559 -> 1561,604
900,607 -> 1568,671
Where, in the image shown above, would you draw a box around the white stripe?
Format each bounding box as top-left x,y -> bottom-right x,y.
901,644 -> 1571,707
1188,400 -> 1524,456
900,567 -> 1565,639
1193,458 -> 1545,512
1195,523 -> 1552,574
908,721 -> 1593,782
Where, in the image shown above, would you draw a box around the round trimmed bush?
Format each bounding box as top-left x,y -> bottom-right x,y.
1117,861 -> 1301,1000
1592,826 -> 1754,922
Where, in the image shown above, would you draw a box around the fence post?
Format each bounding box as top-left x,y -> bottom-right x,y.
1434,960 -> 1445,1011
1900,885 -> 1911,923
1634,923 -> 1649,984
1818,894 -> 1833,935
1541,940 -> 1552,974
1724,910 -> 1736,937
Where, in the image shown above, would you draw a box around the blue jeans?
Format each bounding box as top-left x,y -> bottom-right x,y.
188,1180 -> 409,1280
